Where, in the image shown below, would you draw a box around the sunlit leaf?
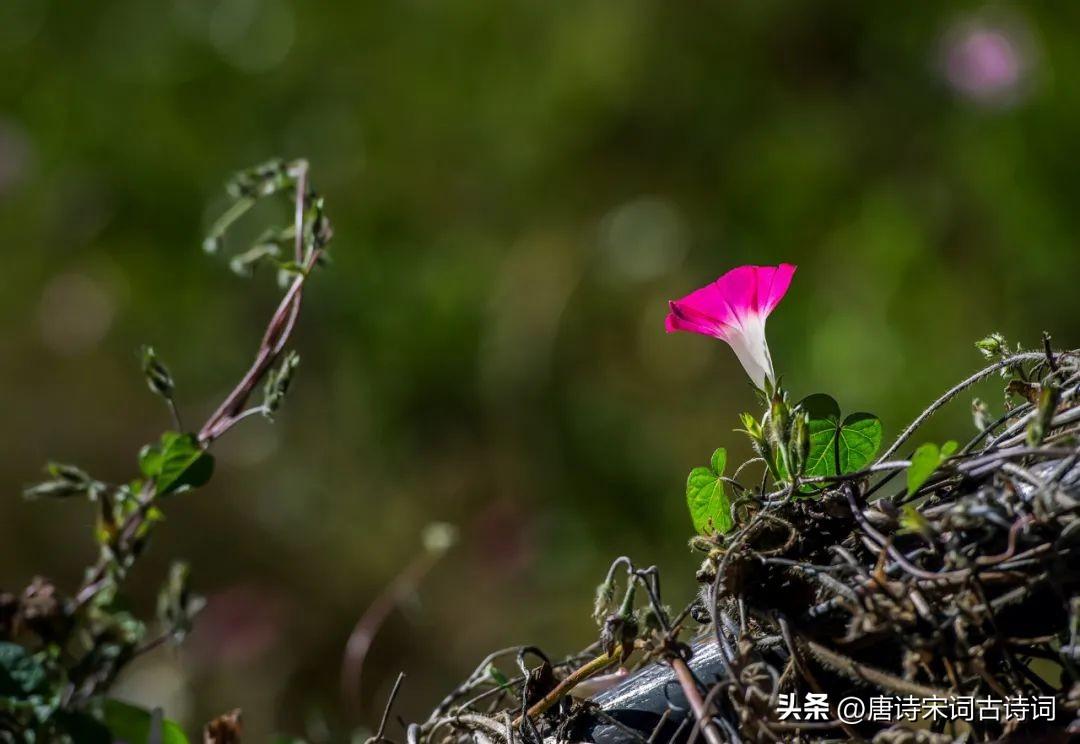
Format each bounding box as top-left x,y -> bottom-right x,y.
799,394 -> 882,479
906,441 -> 958,496
686,448 -> 732,534
103,699 -> 189,744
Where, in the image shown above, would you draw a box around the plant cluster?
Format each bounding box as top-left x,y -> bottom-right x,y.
6,224 -> 1080,744
414,267 -> 1080,743
1,159 -> 332,743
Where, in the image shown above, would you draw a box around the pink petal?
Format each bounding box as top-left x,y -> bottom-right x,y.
714,265 -> 760,319
664,264 -> 797,336
713,264 -> 797,319
664,264 -> 796,389
666,299 -> 728,337
665,284 -> 735,333
755,263 -> 797,316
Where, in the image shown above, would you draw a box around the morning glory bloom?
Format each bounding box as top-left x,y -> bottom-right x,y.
665,264 -> 796,390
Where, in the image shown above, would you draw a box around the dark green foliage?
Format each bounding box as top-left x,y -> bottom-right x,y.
0,643 -> 46,697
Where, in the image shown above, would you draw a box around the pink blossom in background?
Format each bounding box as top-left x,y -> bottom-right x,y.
665,264 -> 796,390
943,15 -> 1034,106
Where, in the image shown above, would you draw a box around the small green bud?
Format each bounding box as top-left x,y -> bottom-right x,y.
789,411 -> 810,477
766,394 -> 791,448
262,351 -> 300,418
156,561 -> 205,644
971,398 -> 992,432
975,332 -> 1007,359
1027,384 -> 1060,447
737,412 -> 763,441
689,535 -> 715,552
140,346 -> 175,401
24,462 -> 101,500
48,461 -> 91,484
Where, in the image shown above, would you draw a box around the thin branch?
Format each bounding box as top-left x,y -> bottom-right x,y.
876,352 -> 1046,463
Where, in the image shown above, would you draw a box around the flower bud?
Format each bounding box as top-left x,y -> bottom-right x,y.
971,398 -> 992,432
738,412 -> 762,441
1027,384 -> 1060,447
593,578 -> 615,626
140,346 -> 174,401
789,411 -> 810,477
975,332 -> 1007,359
767,394 -> 790,450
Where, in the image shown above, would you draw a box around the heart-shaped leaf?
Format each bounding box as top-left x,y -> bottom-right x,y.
906,440 -> 958,496
799,394 -> 882,479
686,448 -> 732,535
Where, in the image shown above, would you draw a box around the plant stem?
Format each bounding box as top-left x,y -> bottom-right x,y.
341,550 -> 445,708
876,352 -> 1045,463
670,656 -> 724,744
76,160 -> 323,609
512,649 -> 620,726
199,161 -> 316,445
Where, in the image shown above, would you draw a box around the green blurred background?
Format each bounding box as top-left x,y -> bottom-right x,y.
1,0 -> 1078,739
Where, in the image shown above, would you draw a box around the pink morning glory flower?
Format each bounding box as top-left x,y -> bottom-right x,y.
665,264 -> 796,389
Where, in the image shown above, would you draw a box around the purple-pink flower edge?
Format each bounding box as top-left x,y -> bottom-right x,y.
665,264 -> 797,389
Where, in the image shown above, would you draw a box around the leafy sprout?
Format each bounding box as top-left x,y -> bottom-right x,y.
5,159 -> 332,742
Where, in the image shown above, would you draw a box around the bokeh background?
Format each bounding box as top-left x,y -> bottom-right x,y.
2,0 -> 1079,739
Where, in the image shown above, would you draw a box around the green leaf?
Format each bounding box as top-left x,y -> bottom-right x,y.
906,441 -> 958,496
103,699 -> 189,744
138,432 -> 215,496
0,643 -> 47,698
800,394 -> 882,479
23,462 -> 102,500
686,448 -> 732,535
486,663 -> 512,691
